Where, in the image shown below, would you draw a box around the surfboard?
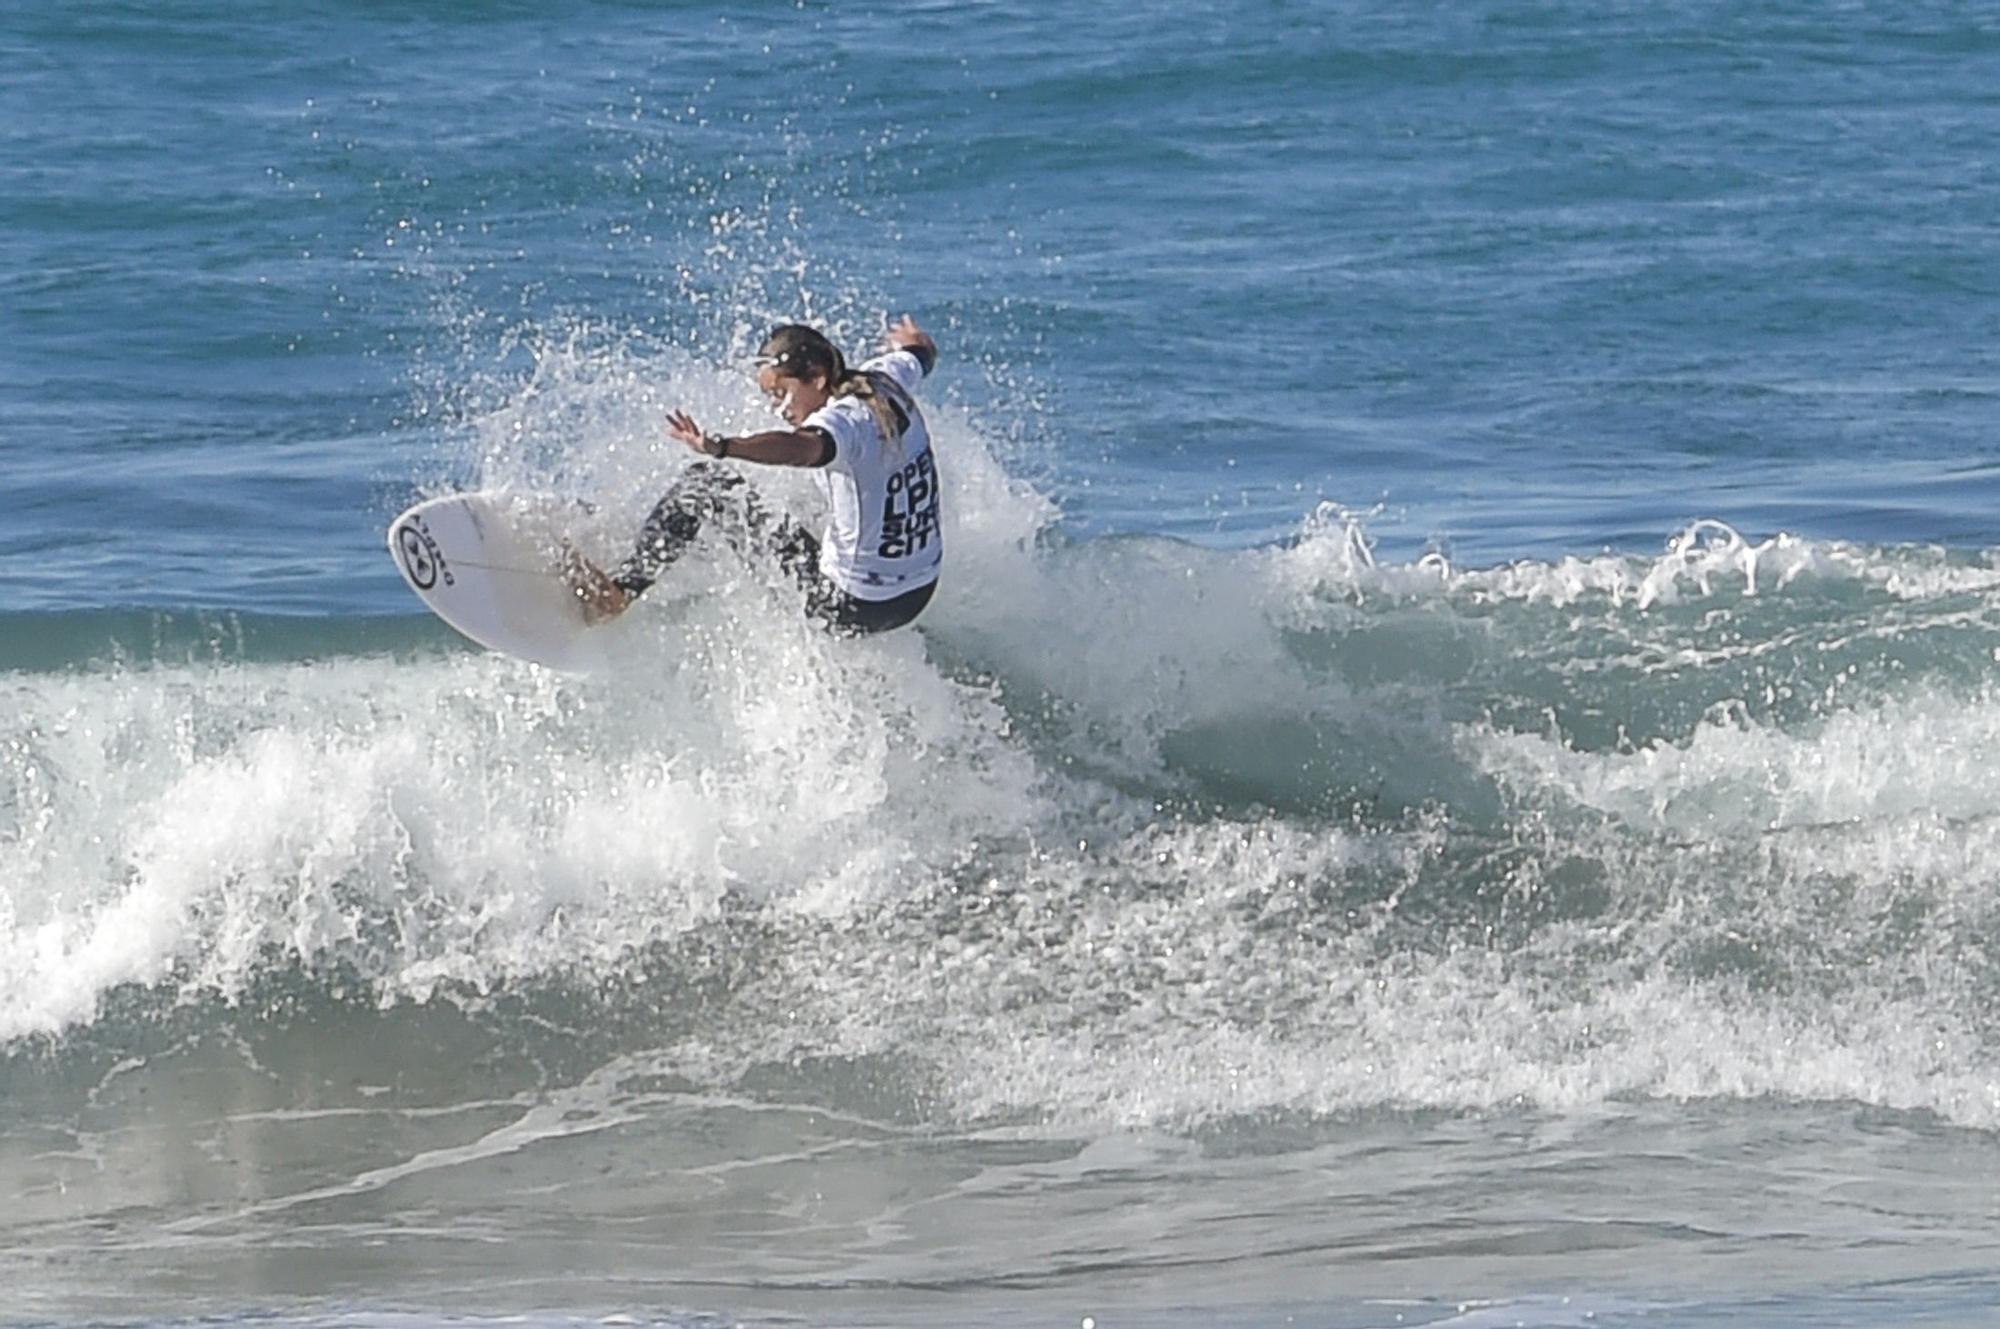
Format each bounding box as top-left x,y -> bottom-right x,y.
387,491 -> 614,672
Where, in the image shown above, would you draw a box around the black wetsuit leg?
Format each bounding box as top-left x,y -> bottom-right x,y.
610,460 -> 757,594
612,461 -> 935,634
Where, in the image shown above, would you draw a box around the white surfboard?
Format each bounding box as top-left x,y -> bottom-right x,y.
387,491 -> 615,672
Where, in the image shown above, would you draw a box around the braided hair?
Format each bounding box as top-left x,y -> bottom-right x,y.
757,324 -> 910,449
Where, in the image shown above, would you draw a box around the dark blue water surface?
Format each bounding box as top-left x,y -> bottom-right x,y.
6,1 -> 2000,615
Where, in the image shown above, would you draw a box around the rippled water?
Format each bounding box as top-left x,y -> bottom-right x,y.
4,2 -> 2000,1326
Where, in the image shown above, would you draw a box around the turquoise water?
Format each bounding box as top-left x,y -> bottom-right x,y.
5,3 -> 2000,1326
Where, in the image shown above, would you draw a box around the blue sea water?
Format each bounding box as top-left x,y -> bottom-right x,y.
5,2 -> 2000,1326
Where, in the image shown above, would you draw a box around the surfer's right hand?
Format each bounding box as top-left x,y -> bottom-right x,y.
666,410 -> 708,453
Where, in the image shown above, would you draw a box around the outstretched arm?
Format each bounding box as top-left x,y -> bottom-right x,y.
665,410 -> 832,467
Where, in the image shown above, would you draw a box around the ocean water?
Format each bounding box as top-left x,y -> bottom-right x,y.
5,1 -> 2000,1325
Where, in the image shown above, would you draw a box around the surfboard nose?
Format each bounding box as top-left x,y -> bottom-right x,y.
386,492 -> 609,673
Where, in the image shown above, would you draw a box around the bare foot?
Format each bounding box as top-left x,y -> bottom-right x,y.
559,542 -> 631,625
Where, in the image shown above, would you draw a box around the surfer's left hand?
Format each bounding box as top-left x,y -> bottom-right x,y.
884,314 -> 934,358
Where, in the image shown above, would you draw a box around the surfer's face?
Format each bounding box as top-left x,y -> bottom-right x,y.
757,365 -> 829,427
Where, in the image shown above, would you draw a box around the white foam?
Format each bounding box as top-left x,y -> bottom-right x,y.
1274,509 -> 2000,610
1468,682 -> 2000,832
0,617 -> 1044,1040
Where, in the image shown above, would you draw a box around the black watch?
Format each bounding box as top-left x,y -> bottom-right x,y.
704,432 -> 732,458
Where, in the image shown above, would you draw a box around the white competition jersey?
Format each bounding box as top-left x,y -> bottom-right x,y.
802,348 -> 943,601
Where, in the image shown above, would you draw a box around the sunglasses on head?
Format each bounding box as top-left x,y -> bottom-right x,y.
756,344 -> 832,375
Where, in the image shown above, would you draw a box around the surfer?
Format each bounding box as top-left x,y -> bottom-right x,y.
564,316 -> 943,635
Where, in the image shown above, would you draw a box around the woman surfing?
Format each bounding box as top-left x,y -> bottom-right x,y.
566,315 -> 942,635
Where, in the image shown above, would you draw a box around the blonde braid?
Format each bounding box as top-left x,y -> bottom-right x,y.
823,347 -> 907,448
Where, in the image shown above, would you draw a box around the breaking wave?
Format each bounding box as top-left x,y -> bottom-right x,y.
5,340 -> 1999,1134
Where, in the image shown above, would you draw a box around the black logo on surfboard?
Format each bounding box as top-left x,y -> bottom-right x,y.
396,521 -> 442,590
